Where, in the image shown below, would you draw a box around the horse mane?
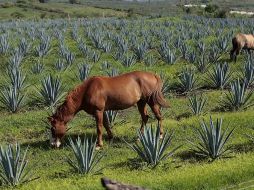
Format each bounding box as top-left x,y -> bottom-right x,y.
53,83 -> 86,121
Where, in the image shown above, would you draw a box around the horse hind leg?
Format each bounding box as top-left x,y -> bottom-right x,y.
103,112 -> 113,141
235,48 -> 241,63
149,103 -> 163,139
95,110 -> 104,149
137,100 -> 149,133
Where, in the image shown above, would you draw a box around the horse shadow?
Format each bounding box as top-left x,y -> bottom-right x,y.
21,139 -> 51,151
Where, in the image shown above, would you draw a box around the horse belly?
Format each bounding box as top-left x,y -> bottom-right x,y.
105,91 -> 141,110
245,36 -> 254,49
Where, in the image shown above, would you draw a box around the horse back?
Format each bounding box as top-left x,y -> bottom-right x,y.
82,71 -> 161,111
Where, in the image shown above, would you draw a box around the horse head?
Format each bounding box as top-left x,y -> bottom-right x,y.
48,116 -> 67,148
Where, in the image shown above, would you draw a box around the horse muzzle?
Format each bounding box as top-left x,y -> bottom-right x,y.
51,139 -> 61,148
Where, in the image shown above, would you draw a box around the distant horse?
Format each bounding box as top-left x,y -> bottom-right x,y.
48,71 -> 169,149
230,33 -> 254,62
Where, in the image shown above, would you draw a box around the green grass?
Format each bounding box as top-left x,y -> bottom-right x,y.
1,15 -> 254,189
0,2 -> 127,20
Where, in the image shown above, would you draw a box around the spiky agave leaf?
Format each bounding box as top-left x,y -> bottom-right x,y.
0,143 -> 32,186
0,86 -> 24,113
190,117 -> 234,160
77,63 -> 91,81
125,125 -> 180,167
37,75 -> 65,109
31,62 -> 44,74
104,110 -> 125,128
242,60 -> 254,87
188,95 -> 207,115
207,62 -> 231,90
221,79 -> 253,111
179,68 -> 197,93
67,136 -> 104,175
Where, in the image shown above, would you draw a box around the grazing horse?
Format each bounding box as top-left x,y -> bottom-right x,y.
230,33 -> 254,62
48,71 -> 169,149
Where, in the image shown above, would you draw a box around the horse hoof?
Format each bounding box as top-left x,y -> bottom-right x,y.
160,134 -> 163,139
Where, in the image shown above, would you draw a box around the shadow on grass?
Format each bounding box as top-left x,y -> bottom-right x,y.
175,150 -> 208,163
110,157 -> 149,171
175,112 -> 192,121
231,140 -> 254,153
22,139 -> 51,151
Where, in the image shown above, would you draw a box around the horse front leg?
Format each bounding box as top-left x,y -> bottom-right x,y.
95,110 -> 104,150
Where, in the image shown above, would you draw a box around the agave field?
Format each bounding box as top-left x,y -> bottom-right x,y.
0,15 -> 254,189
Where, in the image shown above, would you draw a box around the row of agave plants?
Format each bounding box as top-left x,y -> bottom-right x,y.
0,16 -> 253,72
1,16 -> 254,187
1,116 -> 247,187
1,56 -> 254,113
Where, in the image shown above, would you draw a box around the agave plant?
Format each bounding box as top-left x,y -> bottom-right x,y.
0,143 -> 32,186
78,41 -> 89,57
0,34 -> 9,54
91,51 -> 100,63
18,38 -> 30,56
216,36 -> 229,52
207,62 -> 231,89
188,95 -> 207,115
179,43 -> 190,60
64,51 -> 75,67
101,42 -> 112,53
144,54 -> 156,67
54,59 -> 66,71
121,54 -> 136,67
36,36 -> 51,57
126,125 -> 180,167
159,73 -> 170,96
31,62 -> 44,74
242,60 -> 254,87
104,110 -> 119,128
7,67 -> 26,90
163,49 -> 177,65
0,86 -> 24,113
101,61 -> 111,70
190,117 -> 234,160
221,79 -> 253,111
106,68 -> 119,77
77,63 -> 91,81
187,51 -> 197,64
179,69 -> 197,93
133,43 -> 147,61
67,136 -> 104,175
195,54 -> 210,73
37,75 -> 65,108
8,53 -> 23,68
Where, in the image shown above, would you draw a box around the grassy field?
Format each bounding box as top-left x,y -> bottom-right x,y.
0,1 -> 127,20
0,14 -> 254,190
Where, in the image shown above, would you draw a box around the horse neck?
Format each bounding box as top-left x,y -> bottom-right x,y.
55,99 -> 80,124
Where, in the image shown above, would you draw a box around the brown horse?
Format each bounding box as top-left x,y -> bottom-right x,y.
230,33 -> 254,62
48,71 -> 169,149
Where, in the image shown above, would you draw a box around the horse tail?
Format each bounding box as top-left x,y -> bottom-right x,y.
149,75 -> 169,108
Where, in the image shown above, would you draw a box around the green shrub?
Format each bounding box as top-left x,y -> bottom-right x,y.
205,4 -> 219,13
